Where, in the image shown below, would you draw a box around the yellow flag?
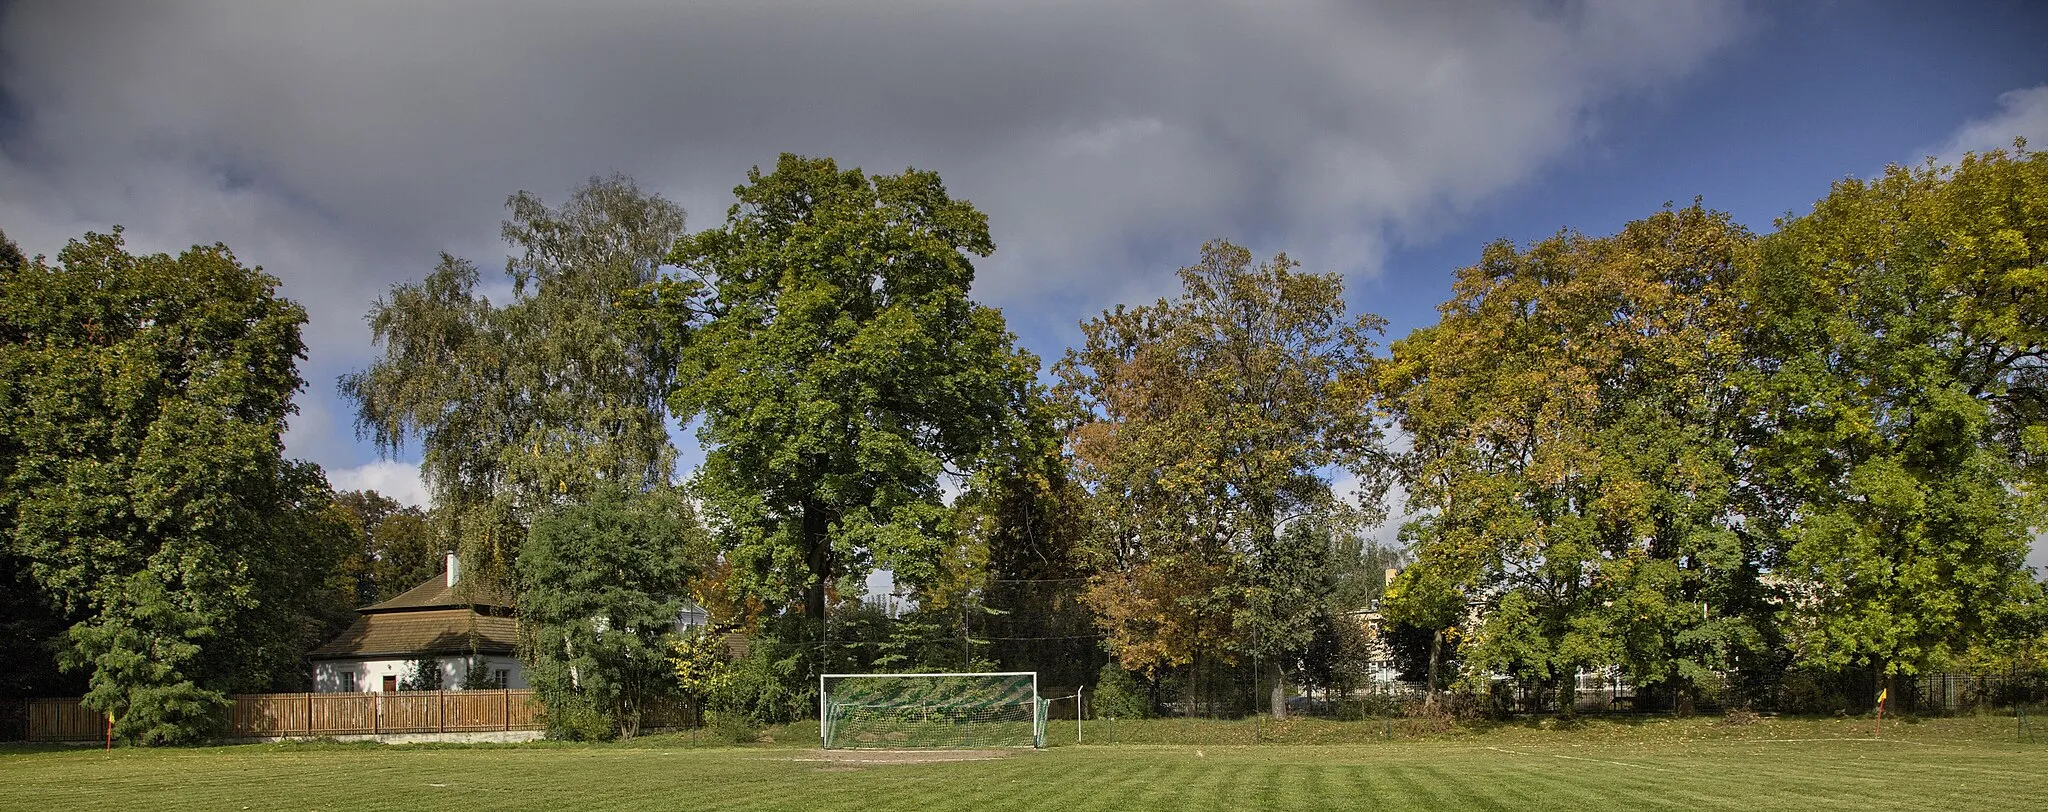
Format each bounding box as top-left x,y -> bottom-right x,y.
1876,688 -> 1888,707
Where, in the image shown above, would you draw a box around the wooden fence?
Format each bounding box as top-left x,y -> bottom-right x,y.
230,689 -> 544,736
22,697 -> 109,743
18,690 -> 545,742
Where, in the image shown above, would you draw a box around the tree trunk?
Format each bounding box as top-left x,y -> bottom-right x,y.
802,500 -> 834,681
1424,629 -> 1442,713
1675,680 -> 1697,717
1269,660 -> 1287,719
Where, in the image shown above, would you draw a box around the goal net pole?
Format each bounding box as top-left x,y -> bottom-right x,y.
1042,686 -> 1086,744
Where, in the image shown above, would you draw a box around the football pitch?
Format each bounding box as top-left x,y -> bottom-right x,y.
2,718 -> 2041,811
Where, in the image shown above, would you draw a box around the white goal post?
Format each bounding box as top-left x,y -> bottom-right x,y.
819,671 -> 1044,749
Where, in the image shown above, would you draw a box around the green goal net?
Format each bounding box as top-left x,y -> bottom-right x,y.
820,672 -> 1043,749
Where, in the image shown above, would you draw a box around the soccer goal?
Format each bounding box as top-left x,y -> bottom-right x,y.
820,672 -> 1044,749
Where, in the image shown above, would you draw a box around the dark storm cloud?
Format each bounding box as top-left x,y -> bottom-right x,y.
0,0 -> 1749,472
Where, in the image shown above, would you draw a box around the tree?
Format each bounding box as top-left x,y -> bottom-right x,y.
1380,549 -> 1469,710
668,154 -> 1040,677
399,658 -> 443,691
331,490 -> 444,603
1237,515 -> 1342,717
343,175 -> 692,580
953,392 -> 1103,689
1057,240 -> 1388,717
0,228 -> 83,701
1746,144 -> 2048,691
0,228 -> 348,743
1378,204 -> 1759,714
0,227 -> 23,273
519,488 -> 706,739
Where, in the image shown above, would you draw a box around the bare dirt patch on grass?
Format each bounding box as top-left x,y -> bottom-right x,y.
778,748 -> 1021,766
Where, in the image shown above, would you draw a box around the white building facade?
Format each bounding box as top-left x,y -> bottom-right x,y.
310,554 -> 525,693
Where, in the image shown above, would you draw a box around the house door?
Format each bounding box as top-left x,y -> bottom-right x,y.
382,675 -> 397,693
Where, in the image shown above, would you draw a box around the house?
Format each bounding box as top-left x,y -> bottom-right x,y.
309,554 -> 525,693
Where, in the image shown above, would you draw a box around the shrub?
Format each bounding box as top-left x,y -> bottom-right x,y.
1092,664 -> 1154,719
706,637 -> 810,727
1336,693 -> 1402,720
542,694 -> 617,742
399,659 -> 442,691
703,711 -> 762,744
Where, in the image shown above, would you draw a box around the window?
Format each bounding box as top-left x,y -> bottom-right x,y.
677,603 -> 708,633
494,669 -> 510,688
339,671 -> 357,693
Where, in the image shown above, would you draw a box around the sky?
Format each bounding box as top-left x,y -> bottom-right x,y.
2,1 -> 2044,566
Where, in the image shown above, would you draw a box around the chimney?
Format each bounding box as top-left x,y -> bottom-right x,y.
446,552 -> 460,587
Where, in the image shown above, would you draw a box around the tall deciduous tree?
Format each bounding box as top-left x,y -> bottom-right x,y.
342,175 -> 692,579
519,488 -> 706,739
1379,204 -> 1759,714
0,227 -> 78,701
1747,144 -> 2048,689
959,433 -> 1102,688
0,229 -> 348,743
1058,240 -> 1387,717
331,490 -> 444,603
668,154 -> 1039,670
0,227 -> 23,272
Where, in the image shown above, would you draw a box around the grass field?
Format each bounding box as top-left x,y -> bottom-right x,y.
3,716 -> 2042,811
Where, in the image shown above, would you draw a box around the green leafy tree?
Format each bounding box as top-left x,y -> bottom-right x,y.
519,488 -> 706,739
955,403 -> 1102,689
343,175 -> 693,580
1379,204 -> 1758,714
0,228 -> 347,743
332,490 -> 444,603
1746,144 -> 2048,691
0,227 -> 23,272
0,228 -> 84,701
399,658 -> 444,691
1091,662 -> 1155,719
667,154 -> 1040,678
1380,548 -> 1469,709
1058,240 -> 1388,717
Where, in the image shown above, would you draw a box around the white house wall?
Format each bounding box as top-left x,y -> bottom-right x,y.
312,655 -> 526,693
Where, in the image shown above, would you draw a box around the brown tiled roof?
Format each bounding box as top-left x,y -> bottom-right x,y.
361,571 -> 515,613
309,609 -> 518,659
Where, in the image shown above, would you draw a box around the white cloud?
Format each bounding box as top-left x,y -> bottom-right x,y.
1933,84 -> 2048,164
0,0 -> 1750,477
325,460 -> 431,509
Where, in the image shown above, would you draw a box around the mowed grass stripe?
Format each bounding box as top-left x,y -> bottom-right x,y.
4,739 -> 2044,812
1483,752 -> 1645,812
1421,760 -> 1521,812
1592,742 -> 2018,812
1617,744 -> 1897,812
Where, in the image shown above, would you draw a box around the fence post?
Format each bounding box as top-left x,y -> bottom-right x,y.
438,690 -> 445,733
503,689 -> 511,731
372,692 -> 379,735
304,692 -> 313,736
